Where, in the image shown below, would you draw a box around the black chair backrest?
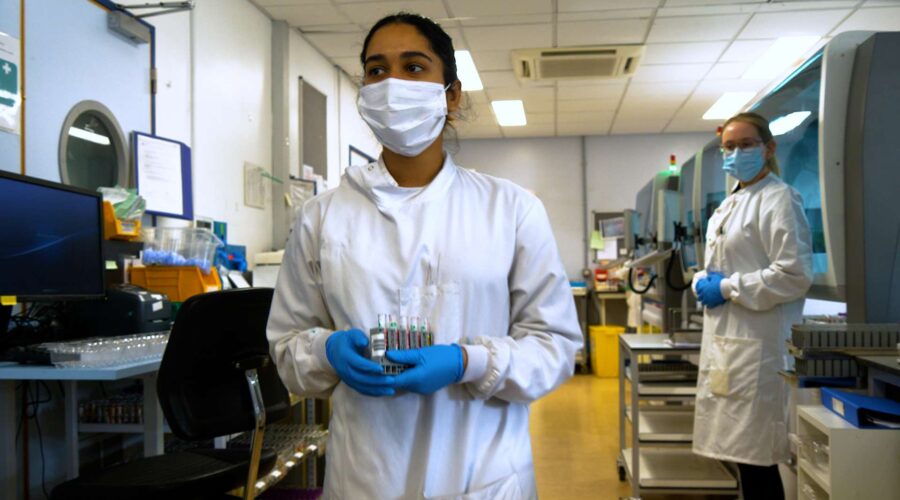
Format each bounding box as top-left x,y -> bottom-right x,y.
157,288 -> 290,441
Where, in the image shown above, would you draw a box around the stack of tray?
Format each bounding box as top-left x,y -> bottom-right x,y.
790,324 -> 900,378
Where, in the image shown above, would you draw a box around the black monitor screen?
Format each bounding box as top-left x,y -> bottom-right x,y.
0,171 -> 104,300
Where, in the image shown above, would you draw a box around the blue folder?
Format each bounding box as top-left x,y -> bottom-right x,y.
821,387 -> 900,429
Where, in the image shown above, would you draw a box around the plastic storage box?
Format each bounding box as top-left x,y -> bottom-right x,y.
141,227 -> 223,274
130,265 -> 221,303
102,201 -> 142,241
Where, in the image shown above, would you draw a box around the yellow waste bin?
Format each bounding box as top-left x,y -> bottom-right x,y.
590,325 -> 625,378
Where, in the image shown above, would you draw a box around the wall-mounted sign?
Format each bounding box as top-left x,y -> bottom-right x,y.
0,32 -> 21,134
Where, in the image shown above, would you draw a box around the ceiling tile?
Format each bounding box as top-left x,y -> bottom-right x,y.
333,56 -> 364,77
525,113 -> 555,125
557,8 -> 654,22
557,122 -> 610,136
463,24 -> 552,50
503,124 -> 557,138
666,117 -> 717,133
557,19 -> 649,46
557,83 -> 626,101
471,50 -> 513,72
458,14 -> 551,26
337,1 -> 449,26
558,0 -> 660,12
757,1 -> 857,13
257,0 -> 330,5
631,62 -> 713,82
720,39 -> 774,62
446,0 -> 551,17
265,4 -> 351,26
692,78 -> 768,99
557,99 -> 619,112
610,118 -> 666,135
521,98 -> 555,113
647,14 -> 751,43
463,90 -> 489,104
480,71 -> 519,88
739,9 -> 851,39
489,86 -> 555,101
625,81 -> 696,101
616,104 -> 682,121
663,0 -> 763,5
642,42 -> 728,65
706,61 -> 751,80
304,32 -> 366,57
557,110 -> 616,124
835,6 -> 900,32
657,5 -> 761,17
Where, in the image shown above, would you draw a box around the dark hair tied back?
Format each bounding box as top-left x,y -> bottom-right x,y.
360,12 -> 458,86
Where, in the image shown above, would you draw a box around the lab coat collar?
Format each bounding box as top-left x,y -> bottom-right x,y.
731,171 -> 779,195
346,151 -> 458,209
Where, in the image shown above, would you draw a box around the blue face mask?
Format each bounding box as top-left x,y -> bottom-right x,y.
722,146 -> 766,182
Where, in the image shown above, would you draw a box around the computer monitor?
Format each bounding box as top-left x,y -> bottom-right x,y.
0,170 -> 105,303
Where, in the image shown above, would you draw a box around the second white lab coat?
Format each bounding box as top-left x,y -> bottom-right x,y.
267,154 -> 582,499
692,174 -> 813,466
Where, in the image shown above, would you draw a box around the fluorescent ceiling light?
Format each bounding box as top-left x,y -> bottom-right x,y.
743,36 -> 820,80
69,126 -> 111,145
454,50 -> 483,91
770,111 -> 812,136
491,100 -> 527,127
702,92 -> 756,120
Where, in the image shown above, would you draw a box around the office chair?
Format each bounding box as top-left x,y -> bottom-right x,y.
52,288 -> 290,500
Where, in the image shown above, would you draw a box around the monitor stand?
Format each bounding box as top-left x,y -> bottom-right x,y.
0,305 -> 10,337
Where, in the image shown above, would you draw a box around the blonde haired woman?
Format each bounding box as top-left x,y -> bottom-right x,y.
692,112 -> 813,499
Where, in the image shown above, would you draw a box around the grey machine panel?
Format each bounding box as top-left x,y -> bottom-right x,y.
844,32 -> 900,323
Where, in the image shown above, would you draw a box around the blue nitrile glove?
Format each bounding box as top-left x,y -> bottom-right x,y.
697,272 -> 727,309
386,344 -> 464,395
325,329 -> 395,397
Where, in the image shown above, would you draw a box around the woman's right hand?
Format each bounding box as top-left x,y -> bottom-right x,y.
325,329 -> 396,397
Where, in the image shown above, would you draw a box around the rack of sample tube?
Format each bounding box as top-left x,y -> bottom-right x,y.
366,314 -> 433,374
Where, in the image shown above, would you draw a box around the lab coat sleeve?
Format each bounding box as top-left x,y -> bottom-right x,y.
465,199 -> 583,404
266,202 -> 340,399
724,186 -> 813,312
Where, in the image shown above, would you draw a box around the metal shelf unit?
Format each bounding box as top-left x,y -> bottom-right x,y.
618,334 -> 738,498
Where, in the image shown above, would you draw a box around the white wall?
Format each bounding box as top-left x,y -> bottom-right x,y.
455,132 -> 714,279
453,136 -> 584,280
149,0 -> 378,259
288,30 -> 379,186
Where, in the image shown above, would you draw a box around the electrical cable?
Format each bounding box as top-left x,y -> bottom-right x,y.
666,247 -> 693,292
628,266 -> 657,295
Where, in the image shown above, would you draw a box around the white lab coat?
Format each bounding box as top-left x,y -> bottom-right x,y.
692,174 -> 812,466
267,154 -> 582,499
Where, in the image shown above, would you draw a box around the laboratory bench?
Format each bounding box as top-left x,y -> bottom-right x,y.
0,358 -> 329,499
0,359 -> 164,499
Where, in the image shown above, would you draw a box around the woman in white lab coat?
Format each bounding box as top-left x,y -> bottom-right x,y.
692,112 -> 813,500
266,12 -> 582,500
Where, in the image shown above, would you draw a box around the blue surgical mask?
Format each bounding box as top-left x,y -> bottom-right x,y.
722,146 -> 766,182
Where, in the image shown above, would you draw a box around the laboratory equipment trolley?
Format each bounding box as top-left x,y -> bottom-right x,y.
617,333 -> 738,498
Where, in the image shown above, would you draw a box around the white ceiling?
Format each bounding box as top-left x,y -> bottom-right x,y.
252,0 -> 900,139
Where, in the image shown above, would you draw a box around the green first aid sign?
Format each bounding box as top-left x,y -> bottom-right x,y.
0,57 -> 17,107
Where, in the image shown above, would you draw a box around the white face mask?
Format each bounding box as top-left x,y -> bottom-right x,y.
357,78 -> 450,157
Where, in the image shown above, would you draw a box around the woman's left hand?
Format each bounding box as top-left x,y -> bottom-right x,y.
387,344 -> 464,394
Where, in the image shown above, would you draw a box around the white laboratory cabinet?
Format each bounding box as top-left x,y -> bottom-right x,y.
796,405 -> 900,500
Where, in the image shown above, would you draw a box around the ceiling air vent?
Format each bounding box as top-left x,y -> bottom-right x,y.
512,45 -> 645,82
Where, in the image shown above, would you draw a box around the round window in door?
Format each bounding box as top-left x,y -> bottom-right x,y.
59,100 -> 129,190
